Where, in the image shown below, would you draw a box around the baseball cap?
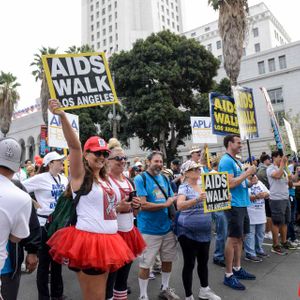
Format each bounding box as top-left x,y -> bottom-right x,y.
43,151 -> 65,166
181,161 -> 201,173
189,147 -> 201,155
83,136 -> 110,153
0,138 -> 22,172
171,158 -> 181,165
134,161 -> 143,167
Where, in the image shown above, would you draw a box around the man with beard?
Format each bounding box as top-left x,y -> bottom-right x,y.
134,151 -> 179,300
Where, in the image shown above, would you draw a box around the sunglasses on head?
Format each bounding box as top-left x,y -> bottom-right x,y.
109,155 -> 128,161
91,151 -> 110,158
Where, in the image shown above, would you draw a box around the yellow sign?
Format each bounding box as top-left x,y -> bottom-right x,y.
201,172 -> 231,213
42,52 -> 119,110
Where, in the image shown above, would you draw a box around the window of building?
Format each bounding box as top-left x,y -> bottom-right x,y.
268,88 -> 283,104
167,9 -> 169,15
253,27 -> 259,37
97,21 -> 100,28
96,11 -> 99,18
96,1 -> 99,8
161,5 -> 164,11
97,42 -> 100,49
162,15 -> 165,22
102,8 -> 105,15
254,43 -> 260,52
102,28 -> 106,35
103,39 -> 106,46
218,55 -> 222,62
167,18 -> 170,25
279,55 -> 287,69
91,34 -> 94,41
102,0 -> 105,4
102,18 -> 106,25
90,4 -> 94,11
172,12 -> 174,19
258,61 -> 265,74
91,25 -> 94,31
109,25 -> 112,32
274,110 -> 285,126
216,40 -> 221,49
274,30 -> 278,40
268,58 -> 276,72
115,1 -> 117,8
176,15 -> 179,21
91,15 -> 94,21
191,32 -> 196,37
109,36 -> 113,43
177,25 -> 179,31
110,47 -> 113,52
115,22 -> 118,29
109,15 -> 112,22
115,12 -> 117,18
115,33 -> 118,40
207,44 -> 212,51
116,44 -> 118,51
171,2 -> 174,9
97,31 -> 100,38
163,25 -> 165,30
172,22 -> 175,28
166,0 -> 169,4
205,26 -> 210,32
176,6 -> 178,12
108,4 -> 111,11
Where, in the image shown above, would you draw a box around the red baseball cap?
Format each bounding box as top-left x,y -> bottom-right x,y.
83,136 -> 110,152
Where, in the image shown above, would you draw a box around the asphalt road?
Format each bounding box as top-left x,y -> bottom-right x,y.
19,236 -> 300,300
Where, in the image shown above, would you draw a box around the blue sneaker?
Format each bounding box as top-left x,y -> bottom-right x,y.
224,274 -> 246,290
233,267 -> 256,280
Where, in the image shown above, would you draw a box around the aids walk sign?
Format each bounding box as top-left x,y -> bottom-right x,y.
48,111 -> 79,149
210,92 -> 240,136
190,117 -> 217,144
232,86 -> 259,140
201,172 -> 231,213
42,52 -> 119,110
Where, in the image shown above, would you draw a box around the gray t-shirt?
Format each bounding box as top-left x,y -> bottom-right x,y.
266,164 -> 289,200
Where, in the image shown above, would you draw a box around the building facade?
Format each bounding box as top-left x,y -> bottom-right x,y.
81,0 -> 183,55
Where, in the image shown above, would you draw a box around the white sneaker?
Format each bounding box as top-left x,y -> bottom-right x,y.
185,296 -> 194,300
199,287 -> 221,300
149,271 -> 156,280
138,296 -> 149,300
264,231 -> 272,240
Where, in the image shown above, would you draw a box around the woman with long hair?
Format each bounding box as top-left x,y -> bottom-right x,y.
46,99 -> 134,300
23,151 -> 68,300
106,138 -> 145,300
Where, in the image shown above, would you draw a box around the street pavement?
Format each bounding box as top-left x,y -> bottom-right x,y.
19,236 -> 300,300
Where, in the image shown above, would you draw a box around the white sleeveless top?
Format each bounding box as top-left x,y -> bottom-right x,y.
109,176 -> 134,232
75,180 -> 118,234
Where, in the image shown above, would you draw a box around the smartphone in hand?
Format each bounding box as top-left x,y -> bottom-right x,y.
126,190 -> 137,202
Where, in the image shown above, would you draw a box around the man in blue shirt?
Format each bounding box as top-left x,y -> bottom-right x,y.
219,134 -> 256,290
134,151 -> 179,300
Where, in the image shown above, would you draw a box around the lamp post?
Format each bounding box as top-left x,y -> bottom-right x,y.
108,104 -> 121,138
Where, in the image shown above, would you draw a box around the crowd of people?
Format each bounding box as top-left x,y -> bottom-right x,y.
1,101 -> 300,300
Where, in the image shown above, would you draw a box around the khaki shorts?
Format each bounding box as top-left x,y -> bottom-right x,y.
139,231 -> 178,269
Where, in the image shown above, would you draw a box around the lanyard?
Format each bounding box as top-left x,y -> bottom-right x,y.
51,174 -> 61,185
226,153 -> 243,171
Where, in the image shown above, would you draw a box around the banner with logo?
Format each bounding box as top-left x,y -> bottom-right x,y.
283,118 -> 297,153
190,117 -> 217,144
42,52 -> 119,110
202,172 -> 231,213
232,86 -> 259,140
260,87 -> 285,153
48,111 -> 79,149
209,92 -> 239,136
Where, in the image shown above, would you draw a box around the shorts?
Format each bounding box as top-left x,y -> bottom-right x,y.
139,231 -> 178,269
265,198 -> 271,218
69,267 -> 105,276
225,206 -> 250,238
269,199 -> 291,225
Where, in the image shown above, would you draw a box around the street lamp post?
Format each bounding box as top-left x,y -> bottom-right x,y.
108,103 -> 121,138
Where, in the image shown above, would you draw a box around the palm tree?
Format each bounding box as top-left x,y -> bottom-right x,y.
0,71 -> 20,136
209,0 -> 249,86
30,46 -> 58,123
65,44 -> 95,54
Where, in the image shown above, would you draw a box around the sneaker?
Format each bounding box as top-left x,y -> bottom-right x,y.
233,267 -> 256,280
149,271 -> 156,280
199,287 -> 221,300
159,287 -> 180,300
223,275 -> 245,290
256,251 -> 270,258
213,259 -> 226,267
264,231 -> 272,240
244,255 -> 262,263
138,296 -> 149,300
281,241 -> 297,250
271,244 -> 287,256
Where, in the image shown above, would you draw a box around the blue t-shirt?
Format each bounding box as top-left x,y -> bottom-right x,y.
134,172 -> 174,235
219,154 -> 250,207
1,242 -> 13,275
176,182 -> 211,242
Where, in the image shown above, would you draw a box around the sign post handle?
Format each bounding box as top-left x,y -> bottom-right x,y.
63,148 -> 68,177
246,139 -> 252,165
206,145 -> 211,169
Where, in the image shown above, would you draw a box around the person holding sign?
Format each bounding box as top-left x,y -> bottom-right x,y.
176,161 -> 221,300
46,99 -> 134,300
218,134 -> 257,291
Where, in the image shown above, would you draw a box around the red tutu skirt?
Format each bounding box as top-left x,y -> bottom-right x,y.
47,226 -> 135,272
118,226 -> 146,257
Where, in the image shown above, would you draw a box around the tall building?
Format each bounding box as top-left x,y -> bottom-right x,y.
183,2 -> 291,63
81,0 -> 183,55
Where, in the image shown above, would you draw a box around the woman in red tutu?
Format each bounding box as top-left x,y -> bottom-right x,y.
47,99 -> 135,300
106,138 -> 146,300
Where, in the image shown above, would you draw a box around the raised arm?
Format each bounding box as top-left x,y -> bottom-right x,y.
48,99 -> 85,190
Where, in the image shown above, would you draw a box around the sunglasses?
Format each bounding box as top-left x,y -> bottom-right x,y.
91,151 -> 110,158
109,156 -> 128,161
189,167 -> 201,172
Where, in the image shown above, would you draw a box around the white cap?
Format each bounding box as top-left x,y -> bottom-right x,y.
43,151 -> 65,166
134,161 -> 143,167
0,138 -> 22,172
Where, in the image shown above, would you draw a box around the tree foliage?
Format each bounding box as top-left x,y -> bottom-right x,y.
110,30 -> 219,162
0,71 -> 20,136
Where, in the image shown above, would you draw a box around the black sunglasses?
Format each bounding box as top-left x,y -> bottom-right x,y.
91,151 -> 110,158
109,156 -> 128,161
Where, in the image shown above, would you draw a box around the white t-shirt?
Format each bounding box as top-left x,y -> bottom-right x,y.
247,181 -> 269,224
0,174 -> 32,271
109,176 -> 134,232
75,180 -> 118,234
23,172 -> 68,226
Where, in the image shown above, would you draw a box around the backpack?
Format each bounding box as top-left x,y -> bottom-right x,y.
45,180 -> 91,238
